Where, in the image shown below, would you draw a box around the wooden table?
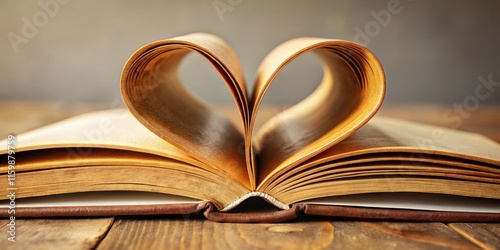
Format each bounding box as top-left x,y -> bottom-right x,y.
0,101 -> 499,250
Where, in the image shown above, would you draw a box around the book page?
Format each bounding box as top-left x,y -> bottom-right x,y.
258,116 -> 500,190
120,33 -> 254,188
251,39 -> 385,187
0,191 -> 201,208
0,161 -> 248,210
259,117 -> 499,206
310,116 -> 500,165
0,109 -> 251,191
302,193 -> 500,213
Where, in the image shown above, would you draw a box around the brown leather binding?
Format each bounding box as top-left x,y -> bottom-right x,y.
0,203 -> 204,218
303,204 -> 500,222
2,203 -> 499,222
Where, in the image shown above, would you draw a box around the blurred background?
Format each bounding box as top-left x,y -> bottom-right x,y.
1,0 -> 500,106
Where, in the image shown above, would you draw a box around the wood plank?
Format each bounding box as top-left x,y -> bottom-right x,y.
96,217 -> 334,250
329,221 -> 480,250
0,218 -> 114,250
96,217 -> 484,250
449,223 -> 500,250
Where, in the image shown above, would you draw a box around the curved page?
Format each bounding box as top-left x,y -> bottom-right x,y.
251,39 -> 385,187
120,33 -> 252,188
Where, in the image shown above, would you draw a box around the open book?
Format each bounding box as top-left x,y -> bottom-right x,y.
1,33 -> 499,222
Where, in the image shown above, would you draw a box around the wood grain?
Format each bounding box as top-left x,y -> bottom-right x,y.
96,217 -> 334,250
329,222 -> 480,250
0,218 -> 114,250
96,217 -> 486,250
449,223 -> 500,250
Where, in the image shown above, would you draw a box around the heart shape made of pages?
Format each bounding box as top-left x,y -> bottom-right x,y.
120,33 -> 385,189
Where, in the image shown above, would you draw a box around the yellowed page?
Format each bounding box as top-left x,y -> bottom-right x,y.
310,116 -> 500,165
0,109 -> 192,161
120,33 -> 387,191
0,109 -> 250,195
120,33 -> 253,188
251,39 -> 385,187
258,117 -> 500,205
0,192 -> 201,208
260,117 -> 500,191
274,178 -> 500,205
303,193 -> 500,213
0,164 -> 245,210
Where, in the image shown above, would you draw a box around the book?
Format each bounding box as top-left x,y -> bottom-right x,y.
1,33 -> 499,222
